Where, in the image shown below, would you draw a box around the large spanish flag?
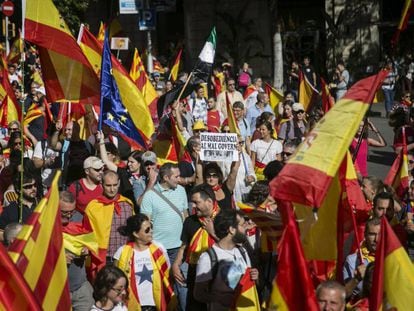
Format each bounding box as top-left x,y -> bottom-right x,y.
370,217 -> 414,310
298,70 -> 320,112
270,71 -> 388,208
129,48 -> 159,119
269,201 -> 319,311
0,243 -> 41,310
384,126 -> 409,198
78,25 -> 155,144
8,172 -> 71,311
391,0 -> 414,46
23,0 -> 100,102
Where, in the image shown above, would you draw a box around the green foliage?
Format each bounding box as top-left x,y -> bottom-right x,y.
52,0 -> 96,34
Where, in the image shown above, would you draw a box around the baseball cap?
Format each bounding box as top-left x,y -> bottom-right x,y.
34,86 -> 46,96
292,102 -> 305,112
193,120 -> 207,131
83,156 -> 104,170
141,151 -> 157,164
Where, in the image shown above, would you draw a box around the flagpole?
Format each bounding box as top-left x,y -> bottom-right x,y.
176,71 -> 193,103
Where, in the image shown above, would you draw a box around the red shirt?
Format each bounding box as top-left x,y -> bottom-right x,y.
68,178 -> 103,214
207,110 -> 221,133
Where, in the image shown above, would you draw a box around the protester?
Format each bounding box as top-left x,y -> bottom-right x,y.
316,280 -> 346,311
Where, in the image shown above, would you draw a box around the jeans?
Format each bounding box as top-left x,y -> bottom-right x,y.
383,88 -> 395,113
168,247 -> 188,311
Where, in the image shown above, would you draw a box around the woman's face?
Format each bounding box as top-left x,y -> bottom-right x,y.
259,124 -> 271,139
205,170 -> 220,187
12,138 -> 22,151
284,105 -> 293,118
127,156 -> 140,173
134,220 -> 153,244
107,277 -> 127,305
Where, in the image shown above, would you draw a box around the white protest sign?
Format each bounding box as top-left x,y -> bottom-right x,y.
200,132 -> 238,162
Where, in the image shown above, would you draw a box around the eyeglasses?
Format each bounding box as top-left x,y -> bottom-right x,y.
296,110 -> 305,114
144,225 -> 153,234
405,95 -> 411,98
22,183 -> 37,189
61,210 -> 74,217
206,173 -> 219,179
8,127 -> 19,132
111,287 -> 126,296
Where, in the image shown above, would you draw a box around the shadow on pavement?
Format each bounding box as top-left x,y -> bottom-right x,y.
368,150 -> 396,166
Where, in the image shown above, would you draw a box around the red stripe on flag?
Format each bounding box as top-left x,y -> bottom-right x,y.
342,70 -> 389,103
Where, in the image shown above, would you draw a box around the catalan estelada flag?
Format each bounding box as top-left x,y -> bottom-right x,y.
23,0 -> 100,102
269,201 -> 319,311
391,0 -> 414,47
8,172 -> 71,311
0,243 -> 41,310
370,217 -> 414,310
298,70 -> 320,112
78,25 -> 154,146
169,49 -> 182,82
384,126 -> 409,198
129,48 -> 159,120
264,82 -> 284,117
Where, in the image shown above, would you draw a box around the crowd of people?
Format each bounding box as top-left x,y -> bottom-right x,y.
1,44 -> 414,311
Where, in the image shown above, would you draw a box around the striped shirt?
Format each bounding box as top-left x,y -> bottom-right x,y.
141,183 -> 188,249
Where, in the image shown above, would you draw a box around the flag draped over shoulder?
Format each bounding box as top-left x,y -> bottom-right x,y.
129,48 -> 158,119
0,243 -> 41,311
264,83 -> 284,117
370,217 -> 414,311
269,201 -> 319,311
298,70 -> 320,112
270,71 -> 389,208
23,0 -> 100,102
8,172 -> 71,311
169,49 -> 182,82
384,127 -> 409,198
391,0 -> 414,47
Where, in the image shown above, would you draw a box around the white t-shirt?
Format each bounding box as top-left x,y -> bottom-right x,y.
250,139 -> 282,165
33,140 -> 59,188
196,244 -> 251,310
90,303 -> 127,311
113,242 -> 170,307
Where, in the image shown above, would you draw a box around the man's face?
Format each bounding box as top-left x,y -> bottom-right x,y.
282,146 -> 295,163
191,193 -> 212,217
197,88 -> 204,98
365,224 -> 381,253
103,174 -> 119,199
304,58 -> 310,66
85,167 -> 104,184
361,179 -> 375,201
317,288 -> 345,311
374,198 -> 393,220
255,78 -> 262,88
232,215 -> 248,244
408,154 -> 414,171
22,180 -> 37,201
233,107 -> 243,120
64,122 -> 73,139
227,80 -> 236,91
60,200 -> 76,225
207,98 -> 216,110
285,93 -> 294,101
164,168 -> 180,190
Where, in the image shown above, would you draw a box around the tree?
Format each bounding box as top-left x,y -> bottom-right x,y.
53,0 -> 97,34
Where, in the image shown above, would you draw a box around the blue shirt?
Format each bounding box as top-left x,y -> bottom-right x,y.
246,104 -> 274,135
141,183 -> 188,249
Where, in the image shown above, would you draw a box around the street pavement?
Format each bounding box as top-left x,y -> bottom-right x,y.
366,102 -> 396,180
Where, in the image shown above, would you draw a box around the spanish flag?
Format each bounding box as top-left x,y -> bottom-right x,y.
0,57 -> 21,127
62,221 -> 99,257
269,201 -> 319,311
117,243 -> 176,311
226,92 -> 241,135
96,21 -> 105,42
7,35 -> 23,64
8,172 -> 71,311
370,217 -> 414,310
0,243 -> 41,310
169,49 -> 182,82
23,0 -> 100,102
298,70 -> 320,112
233,267 -> 260,310
320,77 -> 335,113
264,82 -> 284,117
384,126 -> 409,198
78,25 -> 155,145
391,0 -> 414,46
243,84 -> 256,100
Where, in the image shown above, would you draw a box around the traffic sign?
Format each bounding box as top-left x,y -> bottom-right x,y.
1,1 -> 14,17
139,9 -> 156,31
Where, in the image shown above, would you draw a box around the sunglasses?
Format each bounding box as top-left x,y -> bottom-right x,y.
22,183 -> 37,189
144,225 -> 153,234
8,127 -> 19,132
14,141 -> 22,146
91,167 -> 104,172
282,152 -> 293,157
296,110 -> 305,114
206,173 -> 219,178
409,160 -> 414,164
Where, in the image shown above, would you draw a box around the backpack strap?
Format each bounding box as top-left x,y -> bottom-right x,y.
206,247 -> 219,290
236,245 -> 248,265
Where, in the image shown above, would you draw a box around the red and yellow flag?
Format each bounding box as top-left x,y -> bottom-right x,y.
243,84 -> 256,100
169,49 -> 182,82
96,21 -> 105,42
233,267 -> 260,310
78,25 -> 155,144
264,82 -> 284,117
0,243 -> 41,311
23,0 -> 100,102
320,77 -> 335,113
391,0 -> 414,46
129,48 -> 158,118
0,57 -> 21,127
384,126 -> 409,198
8,172 -> 71,311
269,201 -> 319,311
226,92 -> 241,135
370,217 -> 414,310
7,35 -> 23,64
298,70 -> 320,112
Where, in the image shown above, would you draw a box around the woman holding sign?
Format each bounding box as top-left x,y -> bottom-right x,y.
250,120 -> 283,180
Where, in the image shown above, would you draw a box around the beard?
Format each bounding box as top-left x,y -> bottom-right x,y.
232,231 -> 247,244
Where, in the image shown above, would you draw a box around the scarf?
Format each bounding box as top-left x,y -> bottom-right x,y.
96,194 -> 122,215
